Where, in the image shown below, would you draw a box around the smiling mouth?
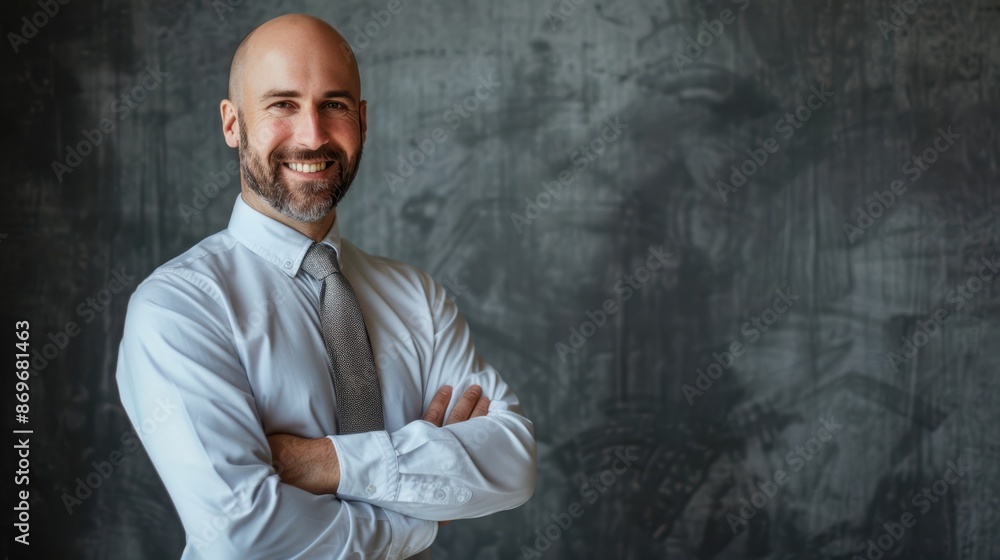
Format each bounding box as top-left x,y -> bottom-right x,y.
283,161 -> 333,173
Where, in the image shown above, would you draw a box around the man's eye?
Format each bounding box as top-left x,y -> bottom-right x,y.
324,101 -> 345,110
272,101 -> 293,109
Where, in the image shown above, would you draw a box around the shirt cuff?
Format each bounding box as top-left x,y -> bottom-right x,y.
383,509 -> 438,559
328,431 -> 399,503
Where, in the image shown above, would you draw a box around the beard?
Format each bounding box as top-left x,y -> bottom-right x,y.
237,111 -> 363,222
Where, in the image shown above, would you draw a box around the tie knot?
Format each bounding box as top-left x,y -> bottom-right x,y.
301,243 -> 342,280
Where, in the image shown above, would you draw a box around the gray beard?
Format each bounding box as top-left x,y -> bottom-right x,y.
237,113 -> 362,222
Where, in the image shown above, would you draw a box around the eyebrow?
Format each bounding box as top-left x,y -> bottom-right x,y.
259,89 -> 357,103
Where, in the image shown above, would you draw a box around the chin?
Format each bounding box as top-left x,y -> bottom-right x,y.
282,197 -> 336,223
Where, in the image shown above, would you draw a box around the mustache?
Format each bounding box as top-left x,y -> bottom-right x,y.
270,145 -> 345,165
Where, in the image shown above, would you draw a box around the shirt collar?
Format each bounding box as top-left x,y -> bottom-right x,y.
227,193 -> 343,278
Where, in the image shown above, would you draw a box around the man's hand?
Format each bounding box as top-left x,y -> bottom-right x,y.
268,385 -> 489,508
423,384 -> 490,526
422,384 -> 490,427
268,434 -> 340,495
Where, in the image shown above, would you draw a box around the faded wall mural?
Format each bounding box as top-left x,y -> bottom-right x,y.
3,0 -> 998,558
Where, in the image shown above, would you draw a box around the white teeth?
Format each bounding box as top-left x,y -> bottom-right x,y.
287,161 -> 328,173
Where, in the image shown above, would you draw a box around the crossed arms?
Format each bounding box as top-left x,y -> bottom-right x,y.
115,272 -> 537,559
268,383 -> 494,525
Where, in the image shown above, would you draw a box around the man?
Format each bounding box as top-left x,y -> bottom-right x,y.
115,13 -> 536,559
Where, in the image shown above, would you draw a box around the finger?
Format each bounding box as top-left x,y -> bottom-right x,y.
423,386 -> 453,426
446,385 -> 483,425
470,396 -> 490,419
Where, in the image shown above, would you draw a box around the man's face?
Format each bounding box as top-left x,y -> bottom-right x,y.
237,109 -> 362,222
233,38 -> 366,222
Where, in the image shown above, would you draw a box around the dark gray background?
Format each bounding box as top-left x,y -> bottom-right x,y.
3,0 -> 998,558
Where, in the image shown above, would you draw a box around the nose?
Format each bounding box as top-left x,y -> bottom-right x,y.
293,107 -> 329,151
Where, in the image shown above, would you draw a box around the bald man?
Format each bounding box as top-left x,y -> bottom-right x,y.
115,14 -> 536,560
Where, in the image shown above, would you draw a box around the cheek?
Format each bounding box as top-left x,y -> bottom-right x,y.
251,122 -> 292,157
329,120 -> 363,150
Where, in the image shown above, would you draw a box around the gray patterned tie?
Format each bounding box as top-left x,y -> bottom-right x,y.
300,242 -> 385,434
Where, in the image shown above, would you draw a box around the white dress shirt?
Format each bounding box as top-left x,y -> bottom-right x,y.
115,194 -> 536,559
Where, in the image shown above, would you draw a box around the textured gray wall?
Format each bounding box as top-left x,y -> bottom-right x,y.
3,0 -> 999,558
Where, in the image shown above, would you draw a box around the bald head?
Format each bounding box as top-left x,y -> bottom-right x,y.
219,13 -> 368,232
227,14 -> 360,107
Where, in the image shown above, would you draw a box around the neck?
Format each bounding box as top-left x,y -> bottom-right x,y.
240,187 -> 336,242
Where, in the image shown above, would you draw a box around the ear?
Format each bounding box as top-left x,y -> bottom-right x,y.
359,99 -> 367,146
220,99 -> 239,148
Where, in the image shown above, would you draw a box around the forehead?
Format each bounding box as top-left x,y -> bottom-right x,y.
242,37 -> 359,102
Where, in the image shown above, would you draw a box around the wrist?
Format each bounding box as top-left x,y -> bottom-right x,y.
320,436 -> 341,493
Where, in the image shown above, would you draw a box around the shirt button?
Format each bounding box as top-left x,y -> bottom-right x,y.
366,483 -> 376,495
402,547 -> 411,557
282,259 -> 292,269
454,487 -> 472,503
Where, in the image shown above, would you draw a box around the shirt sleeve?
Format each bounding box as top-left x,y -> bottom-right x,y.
330,276 -> 537,521
115,271 -> 437,559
